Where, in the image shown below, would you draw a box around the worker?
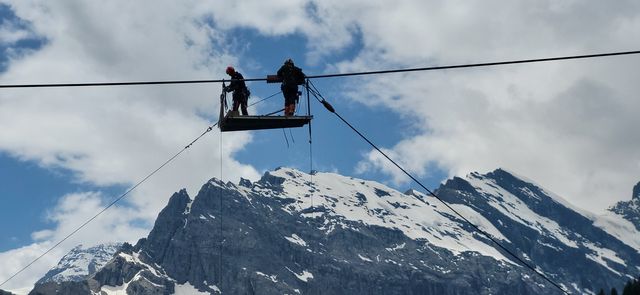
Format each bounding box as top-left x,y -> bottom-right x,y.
224,66 -> 250,116
276,58 -> 305,116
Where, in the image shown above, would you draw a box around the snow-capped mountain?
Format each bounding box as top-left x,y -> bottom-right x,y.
31,168 -> 640,294
27,243 -> 122,295
36,243 -> 123,284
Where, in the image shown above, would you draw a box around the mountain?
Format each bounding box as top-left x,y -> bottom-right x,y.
436,169 -> 640,293
28,243 -> 122,295
0,289 -> 16,295
31,168 -> 640,294
609,182 -> 640,230
36,243 -> 123,284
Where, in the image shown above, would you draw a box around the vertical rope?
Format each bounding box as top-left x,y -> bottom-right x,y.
305,80 -> 316,280
282,129 -> 290,148
218,129 -> 224,288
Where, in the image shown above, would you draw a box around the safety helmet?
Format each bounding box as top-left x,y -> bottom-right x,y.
225,66 -> 235,75
284,58 -> 294,65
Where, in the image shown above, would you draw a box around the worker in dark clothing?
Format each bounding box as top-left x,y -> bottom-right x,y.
224,66 -> 250,116
276,58 -> 305,116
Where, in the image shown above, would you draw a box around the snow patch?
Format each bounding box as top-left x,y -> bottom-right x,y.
358,254 -> 372,262
593,212 -> 640,252
286,267 -> 313,282
101,283 -> 129,295
256,271 -> 278,283
468,176 -> 579,249
210,285 -> 222,294
284,234 -> 307,247
173,282 -> 210,295
184,199 -> 193,215
386,243 -> 406,251
583,242 -> 625,275
266,168 -> 515,263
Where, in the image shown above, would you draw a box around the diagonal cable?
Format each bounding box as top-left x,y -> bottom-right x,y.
249,91 -> 282,107
307,81 -> 570,295
0,122 -> 218,288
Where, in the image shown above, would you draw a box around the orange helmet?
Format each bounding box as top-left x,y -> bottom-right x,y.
226,66 -> 235,75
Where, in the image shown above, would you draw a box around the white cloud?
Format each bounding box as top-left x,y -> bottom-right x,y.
324,0 -> 640,213
44,192 -> 149,246
0,241 -> 62,293
0,1 -> 261,290
177,0 -> 640,214
1,192 -> 152,292
0,24 -> 34,45
0,0 -> 261,201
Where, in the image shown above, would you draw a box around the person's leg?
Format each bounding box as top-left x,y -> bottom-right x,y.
232,99 -> 240,112
287,103 -> 295,116
241,96 -> 248,115
284,90 -> 296,116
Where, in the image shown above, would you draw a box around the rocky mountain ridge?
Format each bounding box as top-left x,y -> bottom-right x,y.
27,168 -> 640,294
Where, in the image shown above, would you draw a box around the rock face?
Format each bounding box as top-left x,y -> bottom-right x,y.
609,182 -> 640,231
31,168 -> 640,294
436,169 -> 640,293
0,289 -> 16,295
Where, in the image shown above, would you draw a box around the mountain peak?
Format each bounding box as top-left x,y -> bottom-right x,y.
30,167 -> 640,295
633,182 -> 640,200
35,243 -> 123,285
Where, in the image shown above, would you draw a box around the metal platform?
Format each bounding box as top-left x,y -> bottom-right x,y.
219,113 -> 312,132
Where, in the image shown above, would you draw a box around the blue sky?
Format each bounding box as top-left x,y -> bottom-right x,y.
1,0 -> 640,292
0,25 -> 441,250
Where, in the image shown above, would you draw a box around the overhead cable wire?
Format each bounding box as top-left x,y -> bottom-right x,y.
0,78 -> 264,88
0,50 -> 639,88
305,50 -> 640,79
307,80 -> 570,295
0,122 -> 218,288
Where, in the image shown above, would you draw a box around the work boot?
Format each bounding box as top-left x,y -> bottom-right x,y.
286,104 -> 295,116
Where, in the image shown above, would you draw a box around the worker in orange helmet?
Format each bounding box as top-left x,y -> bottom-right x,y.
224,66 -> 250,116
276,58 -> 305,116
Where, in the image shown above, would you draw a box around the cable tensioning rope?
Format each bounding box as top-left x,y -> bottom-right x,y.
1,50 -> 639,88
249,91 -> 281,108
0,122 -> 218,288
307,81 -> 570,295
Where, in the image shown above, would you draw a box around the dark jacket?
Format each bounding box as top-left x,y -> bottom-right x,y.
277,64 -> 305,89
225,72 -> 249,98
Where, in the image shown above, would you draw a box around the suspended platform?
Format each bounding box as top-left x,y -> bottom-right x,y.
219,112 -> 312,132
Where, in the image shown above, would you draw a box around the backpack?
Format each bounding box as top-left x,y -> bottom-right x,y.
282,66 -> 306,86
293,67 -> 305,85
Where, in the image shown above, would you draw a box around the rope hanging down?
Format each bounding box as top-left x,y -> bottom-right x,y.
306,80 -> 570,295
0,123 -> 218,288
0,50 -> 639,88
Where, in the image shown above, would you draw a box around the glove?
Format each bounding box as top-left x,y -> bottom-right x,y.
224,86 -> 231,92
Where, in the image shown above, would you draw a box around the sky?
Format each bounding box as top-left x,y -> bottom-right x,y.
1,0 -> 640,292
